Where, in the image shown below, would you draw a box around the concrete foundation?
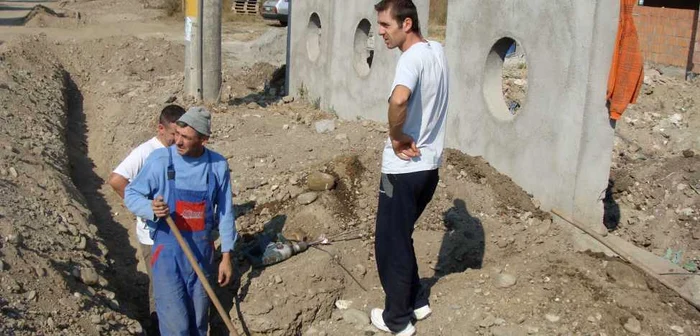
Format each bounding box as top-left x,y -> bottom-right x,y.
444,0 -> 619,229
288,0 -> 429,120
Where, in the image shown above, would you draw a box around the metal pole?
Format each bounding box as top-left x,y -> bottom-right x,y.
197,0 -> 204,101
284,0 -> 292,97
202,0 -> 222,103
184,0 -> 202,100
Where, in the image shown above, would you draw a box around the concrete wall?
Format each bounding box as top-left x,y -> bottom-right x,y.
288,0 -> 429,121
444,0 -> 619,229
289,0 -> 620,229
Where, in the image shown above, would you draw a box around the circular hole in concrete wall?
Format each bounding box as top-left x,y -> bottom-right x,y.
353,18 -> 374,77
307,13 -> 322,62
484,37 -> 529,121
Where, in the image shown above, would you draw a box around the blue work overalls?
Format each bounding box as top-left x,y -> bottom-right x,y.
147,147 -> 217,336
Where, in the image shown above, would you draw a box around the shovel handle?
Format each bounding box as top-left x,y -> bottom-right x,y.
163,216 -> 239,336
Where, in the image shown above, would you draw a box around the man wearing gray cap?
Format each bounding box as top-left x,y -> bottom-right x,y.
125,106 -> 237,335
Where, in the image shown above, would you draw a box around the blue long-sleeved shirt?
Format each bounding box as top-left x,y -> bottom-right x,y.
124,145 -> 237,252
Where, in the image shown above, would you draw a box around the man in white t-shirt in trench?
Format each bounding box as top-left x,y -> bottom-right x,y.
370,0 -> 450,335
107,104 -> 186,331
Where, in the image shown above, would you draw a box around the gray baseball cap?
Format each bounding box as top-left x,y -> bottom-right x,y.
178,106 -> 211,136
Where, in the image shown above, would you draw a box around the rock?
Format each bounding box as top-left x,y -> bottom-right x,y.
536,219 -> 552,236
335,133 -> 348,142
676,208 -> 694,217
335,300 -> 352,310
519,212 -> 532,221
0,259 -> 4,271
480,314 -> 496,328
76,236 -> 87,250
297,192 -> 319,205
247,102 -> 259,109
274,275 -> 283,284
670,325 -> 684,334
128,322 -> 143,334
527,326 -> 539,334
307,172 -> 336,191
354,264 -> 367,276
545,314 -> 560,323
605,260 -> 647,289
342,308 -> 370,326
682,149 -> 695,158
491,326 -> 528,336
494,273 -> 518,289
90,315 -> 102,324
103,290 -> 116,300
164,95 -> 176,104
8,167 -> 18,178
283,95 -> 294,103
47,317 -> 55,329
283,124 -> 290,130
79,267 -> 99,286
624,317 -> 641,334
681,277 -> 700,301
6,232 -> 22,245
26,290 -> 36,301
314,119 -> 336,133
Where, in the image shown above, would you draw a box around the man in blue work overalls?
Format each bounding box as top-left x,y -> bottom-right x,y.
125,106 -> 237,335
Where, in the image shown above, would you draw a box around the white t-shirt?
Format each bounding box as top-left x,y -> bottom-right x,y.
382,41 -> 449,174
113,137 -> 165,245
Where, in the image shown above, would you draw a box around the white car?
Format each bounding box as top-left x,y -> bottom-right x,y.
261,0 -> 289,25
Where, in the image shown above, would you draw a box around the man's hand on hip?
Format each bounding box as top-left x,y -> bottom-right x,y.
391,133 -> 421,161
218,253 -> 233,287
152,196 -> 170,218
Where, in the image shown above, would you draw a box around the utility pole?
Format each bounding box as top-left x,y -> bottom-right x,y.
184,0 -> 221,103
202,0 -> 222,103
184,0 -> 202,101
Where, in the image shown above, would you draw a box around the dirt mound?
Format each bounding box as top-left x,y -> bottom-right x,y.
0,36 -> 141,335
23,5 -> 81,28
607,68 -> 700,271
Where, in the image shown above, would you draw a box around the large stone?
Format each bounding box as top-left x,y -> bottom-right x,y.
494,273 -> 518,289
491,326 -> 528,336
342,308 -> 369,326
79,267 -> 100,286
306,172 -> 336,191
298,192 -> 319,205
314,119 -> 336,133
681,277 -> 700,301
605,260 -> 647,289
623,317 -> 641,334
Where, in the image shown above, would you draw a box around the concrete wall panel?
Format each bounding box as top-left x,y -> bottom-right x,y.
327,0 -> 429,121
445,0 -> 618,228
289,0 -> 429,121
288,0 -> 334,107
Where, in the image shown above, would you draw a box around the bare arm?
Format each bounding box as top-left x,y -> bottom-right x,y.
388,85 -> 412,140
107,172 -> 129,199
388,85 -> 420,159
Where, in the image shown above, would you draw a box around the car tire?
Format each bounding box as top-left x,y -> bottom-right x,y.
279,20 -> 288,27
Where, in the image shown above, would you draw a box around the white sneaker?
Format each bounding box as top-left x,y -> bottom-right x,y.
370,308 -> 416,335
413,305 -> 432,321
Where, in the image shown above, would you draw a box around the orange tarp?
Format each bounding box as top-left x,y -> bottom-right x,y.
607,0 -> 644,121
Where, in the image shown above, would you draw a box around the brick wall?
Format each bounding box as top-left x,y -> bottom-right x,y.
633,5 -> 700,72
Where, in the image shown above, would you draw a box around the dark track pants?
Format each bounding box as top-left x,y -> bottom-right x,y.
375,169 -> 439,332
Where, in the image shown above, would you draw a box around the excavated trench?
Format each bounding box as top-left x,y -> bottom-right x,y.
62,71 -> 152,326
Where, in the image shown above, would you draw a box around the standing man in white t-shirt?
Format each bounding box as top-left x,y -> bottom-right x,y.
107,104 -> 186,331
370,1 -> 449,335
